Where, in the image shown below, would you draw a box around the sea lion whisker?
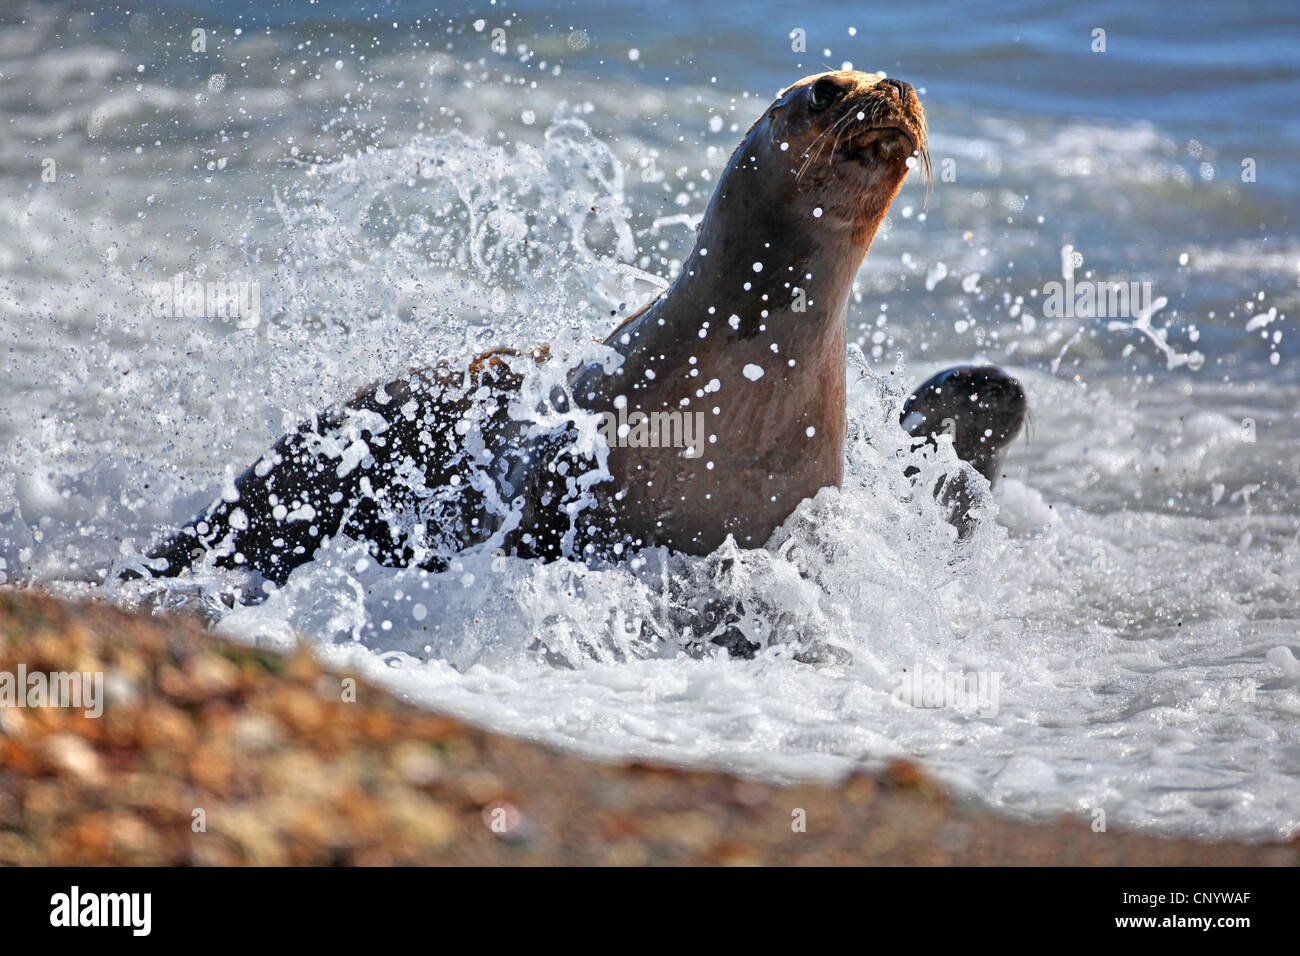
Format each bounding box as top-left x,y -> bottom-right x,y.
805,105 -> 864,179
798,92 -> 877,181
920,144 -> 933,211
795,127 -> 834,181
797,112 -> 854,181
824,107 -> 862,167
800,119 -> 846,180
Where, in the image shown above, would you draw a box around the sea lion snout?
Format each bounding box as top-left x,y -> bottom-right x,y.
881,78 -> 913,103
787,71 -> 926,151
771,70 -> 928,242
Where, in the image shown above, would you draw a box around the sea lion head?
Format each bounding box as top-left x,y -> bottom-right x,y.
900,366 -> 1026,484
720,70 -> 928,248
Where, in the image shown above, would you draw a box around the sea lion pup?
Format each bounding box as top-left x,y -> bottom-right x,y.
144,71 -> 994,587
900,365 -> 1027,536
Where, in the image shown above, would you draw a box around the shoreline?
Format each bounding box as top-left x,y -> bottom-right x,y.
0,587 -> 1294,866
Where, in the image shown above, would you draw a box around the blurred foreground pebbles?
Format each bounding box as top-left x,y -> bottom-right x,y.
0,588 -> 1294,866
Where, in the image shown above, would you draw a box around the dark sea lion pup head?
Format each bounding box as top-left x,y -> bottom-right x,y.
706,70 -> 928,255
901,366 -> 1027,487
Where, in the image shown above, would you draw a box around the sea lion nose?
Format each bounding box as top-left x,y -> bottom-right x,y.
882,78 -> 912,102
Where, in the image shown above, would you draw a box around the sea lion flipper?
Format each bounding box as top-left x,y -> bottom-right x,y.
144,346 -> 551,587
145,404 -> 400,585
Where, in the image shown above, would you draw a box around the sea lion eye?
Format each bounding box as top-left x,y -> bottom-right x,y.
807,77 -> 841,113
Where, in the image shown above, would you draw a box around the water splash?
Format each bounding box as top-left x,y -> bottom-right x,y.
3,98 -> 1298,842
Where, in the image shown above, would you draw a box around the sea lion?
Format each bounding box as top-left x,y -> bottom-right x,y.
900,365 -> 1027,536
551,71 -> 927,556
142,71 -> 1016,587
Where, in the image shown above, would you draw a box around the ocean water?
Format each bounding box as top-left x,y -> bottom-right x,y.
1,0 -> 1298,840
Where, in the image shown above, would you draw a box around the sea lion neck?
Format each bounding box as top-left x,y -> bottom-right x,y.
603,74 -> 916,364
606,141 -> 870,366
676,183 -> 863,336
